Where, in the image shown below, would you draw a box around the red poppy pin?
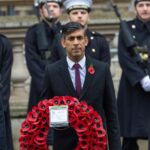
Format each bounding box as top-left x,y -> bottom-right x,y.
88,64 -> 95,75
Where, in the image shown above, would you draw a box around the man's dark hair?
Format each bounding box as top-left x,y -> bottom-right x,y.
134,0 -> 150,6
62,22 -> 86,37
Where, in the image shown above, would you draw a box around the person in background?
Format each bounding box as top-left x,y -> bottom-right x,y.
25,0 -> 64,112
51,0 -> 111,65
0,34 -> 13,150
0,84 -> 6,150
117,0 -> 150,150
41,21 -> 121,150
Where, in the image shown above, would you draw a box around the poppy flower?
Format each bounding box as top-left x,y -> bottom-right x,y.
34,131 -> 46,145
75,121 -> 88,133
88,64 -> 95,75
27,111 -> 39,122
21,120 -> 31,132
38,100 -> 48,111
40,112 -> 49,125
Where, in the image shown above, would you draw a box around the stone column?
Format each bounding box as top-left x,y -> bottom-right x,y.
10,41 -> 29,116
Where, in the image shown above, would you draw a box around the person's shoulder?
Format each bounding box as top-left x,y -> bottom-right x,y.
0,34 -> 8,40
87,56 -> 109,68
127,18 -> 136,26
0,34 -> 11,45
88,29 -> 106,40
26,23 -> 39,38
27,23 -> 39,32
46,59 -> 65,70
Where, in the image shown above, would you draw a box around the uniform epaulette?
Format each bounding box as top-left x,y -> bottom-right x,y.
28,23 -> 39,31
91,31 -> 105,38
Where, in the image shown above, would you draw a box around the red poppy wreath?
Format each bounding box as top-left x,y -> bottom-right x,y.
19,96 -> 107,150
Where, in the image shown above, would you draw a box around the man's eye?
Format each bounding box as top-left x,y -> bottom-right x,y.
76,36 -> 84,40
81,12 -> 86,15
146,4 -> 150,7
67,37 -> 75,41
72,12 -> 78,15
67,36 -> 84,41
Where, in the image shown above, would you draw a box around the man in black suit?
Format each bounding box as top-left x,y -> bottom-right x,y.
41,22 -> 121,150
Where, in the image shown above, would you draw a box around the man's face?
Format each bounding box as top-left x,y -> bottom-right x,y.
39,2 -> 61,20
68,9 -> 90,26
61,29 -> 88,62
135,1 -> 150,22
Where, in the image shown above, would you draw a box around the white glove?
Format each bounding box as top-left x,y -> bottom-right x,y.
140,75 -> 150,92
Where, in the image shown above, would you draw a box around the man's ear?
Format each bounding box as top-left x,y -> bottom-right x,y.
87,13 -> 91,24
61,38 -> 66,48
39,8 -> 42,16
134,7 -> 137,15
84,36 -> 88,46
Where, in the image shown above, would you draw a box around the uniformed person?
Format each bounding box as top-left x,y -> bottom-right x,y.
0,34 -> 13,150
0,81 -> 6,150
51,0 -> 111,64
25,0 -> 64,112
117,0 -> 150,150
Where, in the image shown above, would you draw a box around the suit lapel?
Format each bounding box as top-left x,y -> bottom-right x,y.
59,59 -> 76,96
79,57 -> 94,99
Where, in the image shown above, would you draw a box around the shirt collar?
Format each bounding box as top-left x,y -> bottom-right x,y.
146,20 -> 150,33
135,18 -> 150,32
67,56 -> 86,69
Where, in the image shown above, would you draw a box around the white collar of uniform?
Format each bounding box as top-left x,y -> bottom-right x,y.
67,56 -> 86,69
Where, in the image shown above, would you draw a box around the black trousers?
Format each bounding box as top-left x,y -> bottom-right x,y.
53,128 -> 78,150
122,137 -> 139,150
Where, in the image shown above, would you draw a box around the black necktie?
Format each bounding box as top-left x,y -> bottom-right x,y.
73,63 -> 81,97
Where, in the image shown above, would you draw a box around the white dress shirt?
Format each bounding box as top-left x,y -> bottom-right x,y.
66,56 -> 86,89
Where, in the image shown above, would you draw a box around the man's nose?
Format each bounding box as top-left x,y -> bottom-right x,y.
77,13 -> 82,18
73,38 -> 80,44
47,6 -> 54,12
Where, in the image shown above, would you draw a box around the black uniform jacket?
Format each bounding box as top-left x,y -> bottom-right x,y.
41,56 -> 121,150
0,34 -> 12,111
0,34 -> 13,149
117,18 -> 150,137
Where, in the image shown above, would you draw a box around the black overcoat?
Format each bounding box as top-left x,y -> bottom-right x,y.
25,21 -> 63,112
117,18 -> 150,137
0,80 -> 6,149
0,34 -> 13,150
41,56 -> 121,150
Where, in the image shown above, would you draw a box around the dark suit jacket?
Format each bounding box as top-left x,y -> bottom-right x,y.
41,56 -> 121,150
